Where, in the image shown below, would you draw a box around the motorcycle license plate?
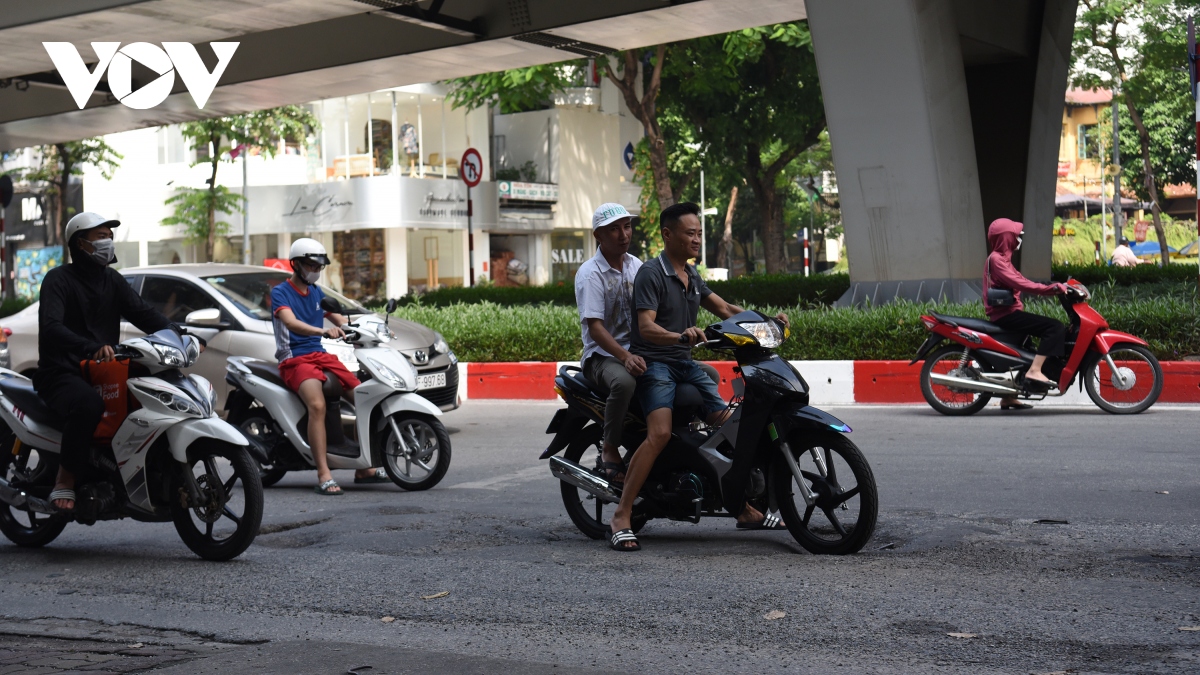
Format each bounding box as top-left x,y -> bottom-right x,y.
417,372 -> 446,390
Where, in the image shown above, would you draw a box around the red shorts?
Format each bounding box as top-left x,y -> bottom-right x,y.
278,351 -> 361,393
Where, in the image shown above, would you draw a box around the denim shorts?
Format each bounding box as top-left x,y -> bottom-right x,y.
636,360 -> 727,416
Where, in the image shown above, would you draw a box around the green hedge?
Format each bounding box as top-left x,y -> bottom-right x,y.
394,284 -> 1199,362
0,298 -> 31,319
399,264 -> 1194,308
400,273 -> 851,308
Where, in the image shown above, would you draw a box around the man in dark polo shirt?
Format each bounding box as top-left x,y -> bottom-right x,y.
606,202 -> 789,552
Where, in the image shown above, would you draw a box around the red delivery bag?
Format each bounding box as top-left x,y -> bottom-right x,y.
79,357 -> 130,442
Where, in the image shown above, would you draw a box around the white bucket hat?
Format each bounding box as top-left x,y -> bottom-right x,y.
591,203 -> 632,230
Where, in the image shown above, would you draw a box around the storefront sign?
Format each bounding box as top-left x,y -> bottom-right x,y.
551,248 -> 586,264
240,175 -> 497,234
498,181 -> 558,202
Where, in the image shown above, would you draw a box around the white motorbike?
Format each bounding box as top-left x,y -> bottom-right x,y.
225,298 -> 451,491
0,328 -> 264,561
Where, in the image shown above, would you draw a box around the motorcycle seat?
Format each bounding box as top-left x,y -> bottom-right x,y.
557,365 -> 707,412
931,313 -> 1006,334
245,360 -> 288,389
0,378 -> 63,430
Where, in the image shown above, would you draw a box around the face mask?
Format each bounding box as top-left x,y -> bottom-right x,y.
87,238 -> 115,266
301,269 -> 321,284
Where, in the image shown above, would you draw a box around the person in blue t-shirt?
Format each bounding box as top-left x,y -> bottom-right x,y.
270,238 -> 385,495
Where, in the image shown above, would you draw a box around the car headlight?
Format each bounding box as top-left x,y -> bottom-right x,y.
737,321 -> 784,349
432,334 -> 449,356
362,357 -> 405,388
152,343 -> 187,367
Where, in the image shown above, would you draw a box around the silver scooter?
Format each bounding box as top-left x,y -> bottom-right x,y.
225,298 -> 451,491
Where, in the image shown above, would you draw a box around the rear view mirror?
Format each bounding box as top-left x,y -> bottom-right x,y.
185,308 -> 225,327
386,298 -> 398,314
319,296 -> 344,314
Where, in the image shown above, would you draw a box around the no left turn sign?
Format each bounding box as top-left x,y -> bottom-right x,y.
460,148 -> 482,188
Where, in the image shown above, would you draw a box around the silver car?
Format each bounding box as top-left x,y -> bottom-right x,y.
2,264 -> 460,412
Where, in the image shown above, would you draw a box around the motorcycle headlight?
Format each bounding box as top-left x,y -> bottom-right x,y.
152,343 -> 187,368
737,321 -> 784,349
432,334 -> 449,356
362,357 -> 405,388
156,390 -> 204,417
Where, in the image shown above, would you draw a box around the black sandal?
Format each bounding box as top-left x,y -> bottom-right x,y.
1000,401 -> 1034,410
736,511 -> 786,530
609,528 -> 641,551
599,460 -> 626,486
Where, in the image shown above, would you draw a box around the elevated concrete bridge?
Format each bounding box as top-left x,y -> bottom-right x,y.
0,0 -> 1076,299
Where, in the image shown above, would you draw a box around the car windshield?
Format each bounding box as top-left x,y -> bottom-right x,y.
202,271 -> 370,321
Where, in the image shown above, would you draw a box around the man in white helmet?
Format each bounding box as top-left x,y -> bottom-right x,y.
36,212 -> 176,511
270,238 -> 384,495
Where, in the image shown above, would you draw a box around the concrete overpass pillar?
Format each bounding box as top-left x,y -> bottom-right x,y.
807,0 -> 1078,305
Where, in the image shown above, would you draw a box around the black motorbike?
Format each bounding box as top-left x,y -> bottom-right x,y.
541,311 -> 878,555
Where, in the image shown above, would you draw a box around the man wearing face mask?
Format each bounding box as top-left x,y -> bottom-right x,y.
270,238 -> 384,495
982,218 -> 1069,409
35,212 -> 176,511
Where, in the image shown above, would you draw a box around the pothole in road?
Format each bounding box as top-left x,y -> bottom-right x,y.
258,517 -> 332,535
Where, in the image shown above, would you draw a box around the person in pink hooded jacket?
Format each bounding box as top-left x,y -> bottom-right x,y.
982,218 -> 1069,408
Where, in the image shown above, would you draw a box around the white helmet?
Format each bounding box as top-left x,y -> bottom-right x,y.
65,212 -> 120,242
289,237 -> 330,266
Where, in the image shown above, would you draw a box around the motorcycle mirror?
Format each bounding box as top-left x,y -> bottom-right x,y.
319,296 -> 344,315
386,298 -> 398,314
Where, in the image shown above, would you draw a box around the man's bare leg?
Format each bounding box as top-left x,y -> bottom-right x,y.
298,379 -> 340,494
610,408 -> 672,547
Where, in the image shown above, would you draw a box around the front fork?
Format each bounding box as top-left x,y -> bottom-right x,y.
776,434 -> 821,508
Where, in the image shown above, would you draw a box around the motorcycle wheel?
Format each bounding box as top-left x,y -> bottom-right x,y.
171,440 -> 263,562
230,410 -> 288,488
772,431 -> 877,555
920,345 -> 993,416
380,414 -> 451,491
559,424 -> 645,540
1084,344 -> 1163,414
0,445 -> 66,548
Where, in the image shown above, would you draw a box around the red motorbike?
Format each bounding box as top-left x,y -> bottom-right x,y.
912,279 -> 1163,415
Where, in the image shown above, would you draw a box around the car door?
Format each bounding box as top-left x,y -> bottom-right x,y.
137,275 -> 240,405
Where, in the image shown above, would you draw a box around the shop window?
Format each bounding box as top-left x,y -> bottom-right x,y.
334,230 -> 386,303
489,234 -> 531,286
551,230 -> 587,285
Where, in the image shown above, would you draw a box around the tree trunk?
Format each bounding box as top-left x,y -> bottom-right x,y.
603,47 -> 675,210
1122,94 -> 1169,267
759,181 -> 787,274
716,186 -> 738,269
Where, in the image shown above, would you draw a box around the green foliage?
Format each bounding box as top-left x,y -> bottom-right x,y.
0,298 -> 32,319
20,139 -> 123,252
393,280 -> 1199,362
161,186 -> 243,245
448,61 -> 588,113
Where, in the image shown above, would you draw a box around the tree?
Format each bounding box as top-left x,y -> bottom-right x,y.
165,105 -> 317,261
22,140 -> 122,260
665,23 -> 827,273
449,50 -> 683,210
1073,0 -> 1198,266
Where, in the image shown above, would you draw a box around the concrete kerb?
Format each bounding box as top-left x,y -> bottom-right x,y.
454,360 -> 1200,405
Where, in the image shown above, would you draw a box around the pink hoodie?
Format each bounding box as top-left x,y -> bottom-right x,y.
982,218 -> 1062,321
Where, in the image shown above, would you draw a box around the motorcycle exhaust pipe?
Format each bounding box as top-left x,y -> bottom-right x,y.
0,476 -> 56,515
548,456 -> 620,504
929,372 -> 1019,396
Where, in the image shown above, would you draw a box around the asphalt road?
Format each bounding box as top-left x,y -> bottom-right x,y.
0,401 -> 1197,674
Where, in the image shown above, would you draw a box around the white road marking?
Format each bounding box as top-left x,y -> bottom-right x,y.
449,465 -> 549,490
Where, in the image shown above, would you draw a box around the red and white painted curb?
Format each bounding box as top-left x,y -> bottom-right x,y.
454,361 -> 1200,405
